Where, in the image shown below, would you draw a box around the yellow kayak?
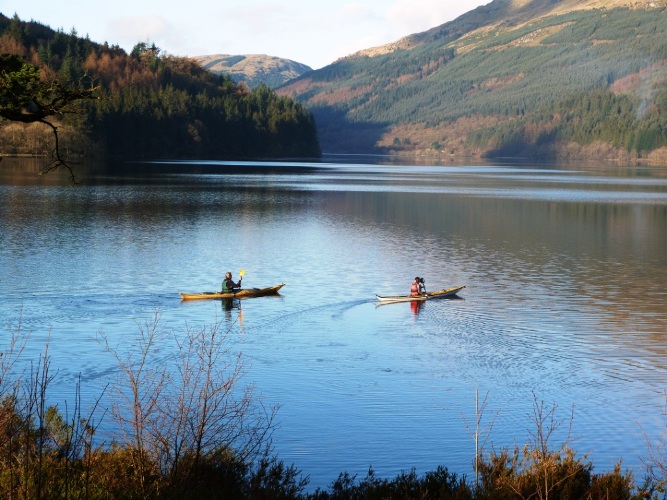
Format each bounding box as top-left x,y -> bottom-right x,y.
180,284 -> 285,301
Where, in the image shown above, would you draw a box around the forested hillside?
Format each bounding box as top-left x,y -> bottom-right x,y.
0,14 -> 320,161
279,0 -> 667,162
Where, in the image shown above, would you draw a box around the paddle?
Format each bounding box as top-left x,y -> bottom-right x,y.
239,269 -> 245,288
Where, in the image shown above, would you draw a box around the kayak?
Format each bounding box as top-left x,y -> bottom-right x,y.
425,285 -> 466,299
180,284 -> 285,301
376,294 -> 428,303
376,285 -> 465,303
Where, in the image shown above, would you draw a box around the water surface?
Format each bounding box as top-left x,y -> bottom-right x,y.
1,158 -> 666,488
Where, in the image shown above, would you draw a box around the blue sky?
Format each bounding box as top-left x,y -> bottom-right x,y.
5,0 -> 491,69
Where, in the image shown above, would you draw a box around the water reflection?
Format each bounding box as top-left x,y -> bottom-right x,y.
410,300 -> 424,316
221,297 -> 240,313
221,299 -> 246,331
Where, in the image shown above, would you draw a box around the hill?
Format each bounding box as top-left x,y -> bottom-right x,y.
0,14 -> 320,162
193,54 -> 312,89
279,0 -> 667,162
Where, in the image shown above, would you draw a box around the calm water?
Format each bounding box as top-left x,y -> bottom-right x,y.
1,157 -> 667,488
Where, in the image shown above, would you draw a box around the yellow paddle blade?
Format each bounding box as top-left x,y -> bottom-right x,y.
239,269 -> 245,277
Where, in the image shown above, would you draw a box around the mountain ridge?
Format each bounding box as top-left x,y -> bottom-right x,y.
348,0 -> 664,60
193,53 -> 312,89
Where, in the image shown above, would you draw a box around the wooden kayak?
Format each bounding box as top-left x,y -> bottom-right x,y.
180,284 -> 285,301
375,285 -> 465,303
376,294 -> 428,303
425,285 -> 466,299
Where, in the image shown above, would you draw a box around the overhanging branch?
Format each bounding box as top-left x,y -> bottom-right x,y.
37,118 -> 80,183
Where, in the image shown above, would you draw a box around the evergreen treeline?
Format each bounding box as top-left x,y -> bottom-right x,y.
0,14 -> 320,160
467,87 -> 667,157
282,6 -> 667,158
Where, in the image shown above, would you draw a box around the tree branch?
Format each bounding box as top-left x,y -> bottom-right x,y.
1,54 -> 98,182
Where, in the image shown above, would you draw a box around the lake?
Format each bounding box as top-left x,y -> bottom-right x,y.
1,156 -> 666,489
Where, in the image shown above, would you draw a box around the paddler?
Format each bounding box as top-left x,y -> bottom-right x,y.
222,271 -> 242,292
410,276 -> 421,296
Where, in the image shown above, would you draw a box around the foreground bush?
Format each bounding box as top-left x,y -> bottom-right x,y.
310,466 -> 472,499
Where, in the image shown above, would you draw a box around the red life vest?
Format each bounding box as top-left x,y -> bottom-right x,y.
410,282 -> 420,296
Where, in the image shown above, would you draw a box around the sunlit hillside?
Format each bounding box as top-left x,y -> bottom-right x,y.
193,53 -> 312,89
279,0 -> 667,162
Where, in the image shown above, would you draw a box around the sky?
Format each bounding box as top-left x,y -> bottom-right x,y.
4,0 -> 492,69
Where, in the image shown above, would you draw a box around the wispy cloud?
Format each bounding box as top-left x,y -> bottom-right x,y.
106,15 -> 174,48
333,3 -> 379,24
387,0 -> 490,34
220,5 -> 288,37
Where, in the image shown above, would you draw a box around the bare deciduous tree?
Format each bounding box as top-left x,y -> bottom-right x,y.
462,388 -> 499,490
478,393 -> 593,500
100,309 -> 278,495
642,391 -> 667,491
1,320 -> 104,498
100,309 -> 167,495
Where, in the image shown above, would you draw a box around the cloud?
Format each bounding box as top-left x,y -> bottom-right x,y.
387,0 -> 489,34
220,5 -> 287,37
106,15 -> 173,48
312,0 -> 492,67
321,2 -> 392,61
333,3 -> 379,24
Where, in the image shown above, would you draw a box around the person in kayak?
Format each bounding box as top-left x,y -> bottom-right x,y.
410,276 -> 421,296
418,277 -> 426,294
222,271 -> 242,292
